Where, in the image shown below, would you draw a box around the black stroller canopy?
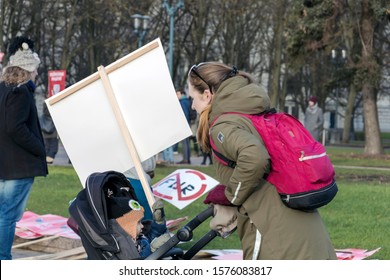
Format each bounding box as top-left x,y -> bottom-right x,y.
69,171 -> 138,257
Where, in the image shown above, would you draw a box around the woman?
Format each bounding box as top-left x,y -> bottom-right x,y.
304,95 -> 324,142
187,62 -> 336,260
0,37 -> 47,260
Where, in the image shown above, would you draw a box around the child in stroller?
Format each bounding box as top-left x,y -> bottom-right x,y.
106,195 -> 170,258
68,171 -> 175,260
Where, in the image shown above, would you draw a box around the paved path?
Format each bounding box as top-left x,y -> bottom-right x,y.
53,141 -> 390,171
52,141 -> 208,167
333,165 -> 390,172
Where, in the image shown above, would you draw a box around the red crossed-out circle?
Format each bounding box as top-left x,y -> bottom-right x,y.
153,170 -> 207,201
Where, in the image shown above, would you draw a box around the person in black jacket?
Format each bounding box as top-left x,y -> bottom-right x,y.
41,102 -> 59,164
175,88 -> 192,164
0,36 -> 47,260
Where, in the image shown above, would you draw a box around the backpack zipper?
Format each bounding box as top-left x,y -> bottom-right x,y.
299,151 -> 327,161
282,181 -> 336,202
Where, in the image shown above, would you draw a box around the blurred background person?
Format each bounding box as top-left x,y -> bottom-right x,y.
40,102 -> 58,164
175,87 -> 191,164
304,96 -> 324,142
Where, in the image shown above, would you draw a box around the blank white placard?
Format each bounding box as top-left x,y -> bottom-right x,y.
46,38 -> 191,186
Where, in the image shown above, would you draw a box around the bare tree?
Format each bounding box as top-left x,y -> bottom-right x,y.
0,0 -> 388,154
176,0 -> 270,86
268,0 -> 288,108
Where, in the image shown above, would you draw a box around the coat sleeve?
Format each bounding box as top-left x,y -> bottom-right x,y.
210,118 -> 271,206
5,86 -> 46,157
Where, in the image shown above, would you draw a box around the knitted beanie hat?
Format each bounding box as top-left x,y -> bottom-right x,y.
107,196 -> 143,219
8,37 -> 40,72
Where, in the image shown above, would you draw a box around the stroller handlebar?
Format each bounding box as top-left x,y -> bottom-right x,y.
182,205 -> 214,233
145,206 -> 214,260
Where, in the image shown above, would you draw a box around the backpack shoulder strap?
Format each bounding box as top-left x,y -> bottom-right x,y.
211,144 -> 237,168
209,115 -> 237,168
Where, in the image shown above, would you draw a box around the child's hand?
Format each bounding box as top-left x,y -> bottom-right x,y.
152,199 -> 165,224
150,233 -> 171,252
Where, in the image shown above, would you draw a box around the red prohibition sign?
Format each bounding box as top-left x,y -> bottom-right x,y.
153,170 -> 207,201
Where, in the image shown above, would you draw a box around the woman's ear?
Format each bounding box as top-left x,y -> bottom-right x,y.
203,89 -> 213,103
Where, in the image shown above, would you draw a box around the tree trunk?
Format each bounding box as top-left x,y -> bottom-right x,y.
279,70 -> 288,112
359,0 -> 384,155
362,83 -> 384,154
0,0 -> 4,51
269,0 -> 285,108
60,1 -> 78,70
342,83 -> 357,143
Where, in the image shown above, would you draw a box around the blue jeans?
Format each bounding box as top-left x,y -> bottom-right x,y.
0,178 -> 34,260
181,137 -> 191,162
162,146 -> 174,163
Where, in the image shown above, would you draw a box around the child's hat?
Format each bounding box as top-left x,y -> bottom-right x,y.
107,196 -> 144,219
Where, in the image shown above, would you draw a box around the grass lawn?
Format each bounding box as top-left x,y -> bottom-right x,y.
26,147 -> 390,259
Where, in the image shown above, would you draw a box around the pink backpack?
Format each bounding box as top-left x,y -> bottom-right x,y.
210,109 -> 338,211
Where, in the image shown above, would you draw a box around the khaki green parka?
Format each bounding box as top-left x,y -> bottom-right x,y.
208,76 -> 337,260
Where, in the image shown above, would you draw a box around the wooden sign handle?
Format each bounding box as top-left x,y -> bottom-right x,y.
98,66 -> 155,209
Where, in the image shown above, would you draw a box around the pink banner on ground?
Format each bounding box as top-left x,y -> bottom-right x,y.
336,248 -> 381,260
16,211 -> 79,240
207,248 -> 382,260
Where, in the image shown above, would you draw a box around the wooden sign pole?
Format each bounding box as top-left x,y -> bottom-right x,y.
97,65 -> 155,208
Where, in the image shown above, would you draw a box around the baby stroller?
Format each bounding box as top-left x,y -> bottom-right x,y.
68,170 -> 220,260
